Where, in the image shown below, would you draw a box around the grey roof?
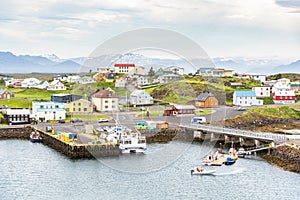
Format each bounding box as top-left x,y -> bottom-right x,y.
173,104 -> 196,110
6,109 -> 31,115
196,92 -> 215,102
0,88 -> 7,95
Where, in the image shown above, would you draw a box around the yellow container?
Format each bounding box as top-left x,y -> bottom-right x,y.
65,134 -> 70,143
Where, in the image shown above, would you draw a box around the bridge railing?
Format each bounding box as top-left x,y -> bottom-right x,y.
183,123 -> 292,141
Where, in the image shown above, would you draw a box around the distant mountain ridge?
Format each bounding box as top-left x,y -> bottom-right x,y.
0,51 -> 299,74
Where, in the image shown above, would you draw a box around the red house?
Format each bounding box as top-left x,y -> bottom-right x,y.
164,105 -> 196,116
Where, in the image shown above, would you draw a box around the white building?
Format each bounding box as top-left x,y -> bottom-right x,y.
115,78 -> 126,88
78,76 -> 96,84
136,76 -> 150,86
91,89 -> 119,112
272,83 -> 295,104
48,80 -> 67,90
114,64 -> 145,75
233,91 -> 263,106
66,75 -> 81,83
252,86 -> 271,98
165,66 -> 184,75
33,80 -> 49,89
32,102 -> 66,122
21,78 -> 41,88
250,75 -> 267,83
129,89 -> 153,106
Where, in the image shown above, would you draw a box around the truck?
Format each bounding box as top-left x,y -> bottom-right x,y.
191,116 -> 207,124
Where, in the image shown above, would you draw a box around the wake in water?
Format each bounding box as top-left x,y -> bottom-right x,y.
214,167 -> 246,176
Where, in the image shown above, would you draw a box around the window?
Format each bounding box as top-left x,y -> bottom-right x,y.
78,103 -> 81,106
84,108 -> 87,111
40,105 -> 44,108
73,108 -> 75,111
105,106 -> 108,109
78,108 -> 81,111
112,100 -> 115,103
105,100 -> 108,103
55,105 -> 59,108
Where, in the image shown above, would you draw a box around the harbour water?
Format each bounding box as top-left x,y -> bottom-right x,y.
0,140 -> 299,200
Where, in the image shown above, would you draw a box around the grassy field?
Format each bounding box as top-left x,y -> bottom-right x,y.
8,88 -> 69,100
248,106 -> 300,119
66,113 -> 111,122
137,110 -> 164,117
195,110 -> 214,115
0,99 -> 34,109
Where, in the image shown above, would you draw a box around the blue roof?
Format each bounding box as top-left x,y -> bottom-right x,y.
234,91 -> 256,97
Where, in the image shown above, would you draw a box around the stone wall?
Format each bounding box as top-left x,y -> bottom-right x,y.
0,126 -> 32,139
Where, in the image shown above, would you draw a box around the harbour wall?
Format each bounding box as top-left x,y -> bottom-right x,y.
0,126 -> 120,159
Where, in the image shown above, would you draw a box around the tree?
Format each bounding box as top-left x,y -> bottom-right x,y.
148,67 -> 155,77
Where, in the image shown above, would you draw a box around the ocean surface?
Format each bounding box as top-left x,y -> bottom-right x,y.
0,139 -> 299,200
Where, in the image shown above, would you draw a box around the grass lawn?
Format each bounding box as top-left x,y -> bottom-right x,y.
137,110 -> 164,117
248,106 -> 300,119
66,113 -> 111,122
8,88 -> 69,100
195,110 -> 214,115
0,99 -> 33,109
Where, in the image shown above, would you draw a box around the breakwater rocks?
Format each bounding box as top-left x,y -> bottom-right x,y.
263,145 -> 300,173
0,126 -> 31,139
142,128 -> 194,143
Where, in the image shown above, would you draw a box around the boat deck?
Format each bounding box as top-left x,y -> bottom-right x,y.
211,154 -> 230,166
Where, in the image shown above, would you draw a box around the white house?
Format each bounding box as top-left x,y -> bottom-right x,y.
272,83 -> 295,104
32,102 -> 66,122
115,78 -> 126,88
233,91 -> 263,106
66,75 -> 81,83
78,76 -> 96,84
153,74 -> 183,84
252,86 -> 271,98
114,64 -> 145,75
165,66 -> 184,75
91,89 -> 119,112
136,76 -> 149,86
21,78 -> 41,88
48,80 -> 67,90
250,75 -> 267,83
129,89 -> 153,106
33,80 -> 49,89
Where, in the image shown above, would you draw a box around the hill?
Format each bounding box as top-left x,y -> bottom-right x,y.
267,73 -> 300,81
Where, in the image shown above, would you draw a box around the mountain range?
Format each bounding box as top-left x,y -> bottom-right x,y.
0,51 -> 299,75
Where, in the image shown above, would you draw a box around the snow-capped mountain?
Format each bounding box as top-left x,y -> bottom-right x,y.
0,51 -> 298,74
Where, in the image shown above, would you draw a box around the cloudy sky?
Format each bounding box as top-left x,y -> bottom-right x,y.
0,0 -> 299,60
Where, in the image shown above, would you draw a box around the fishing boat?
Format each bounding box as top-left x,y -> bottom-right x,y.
191,167 -> 216,175
119,132 -> 147,154
237,148 -> 246,158
30,130 -> 42,143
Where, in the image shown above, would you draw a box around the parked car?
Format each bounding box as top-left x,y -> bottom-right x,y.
139,107 -> 146,111
46,126 -> 52,132
237,107 -> 246,111
59,119 -> 65,123
71,118 -> 83,123
98,118 -> 109,123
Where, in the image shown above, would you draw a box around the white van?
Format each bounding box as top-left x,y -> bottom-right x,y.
191,116 -> 207,124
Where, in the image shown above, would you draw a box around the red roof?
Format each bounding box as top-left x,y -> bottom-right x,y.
114,64 -> 135,67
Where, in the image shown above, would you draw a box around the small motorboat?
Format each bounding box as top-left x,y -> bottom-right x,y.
30,131 -> 42,143
191,167 -> 216,175
224,157 -> 236,165
237,148 -> 246,158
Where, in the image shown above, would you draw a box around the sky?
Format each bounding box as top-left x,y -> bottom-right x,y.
0,0 -> 299,61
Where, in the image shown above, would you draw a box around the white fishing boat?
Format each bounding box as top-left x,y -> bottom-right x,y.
119,133 -> 147,154
191,167 -> 216,175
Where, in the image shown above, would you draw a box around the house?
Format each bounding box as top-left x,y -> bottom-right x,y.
129,90 -> 153,106
291,82 -> 300,92
196,68 -> 233,77
252,86 -> 271,98
66,75 -> 81,83
97,67 -> 111,74
155,68 -> 173,77
250,75 -> 267,83
153,74 -> 183,84
114,64 -> 144,75
165,66 -> 184,75
233,91 -> 263,106
195,92 -> 218,108
0,89 -> 14,100
48,80 -> 67,90
33,80 -> 49,89
21,78 -> 40,88
164,105 -> 196,116
69,99 -> 93,113
91,88 -> 119,112
54,75 -> 68,82
276,78 -> 290,86
136,76 -> 150,86
51,94 -> 82,103
115,78 -> 126,88
32,102 -> 66,122
237,74 -> 251,79
78,76 -> 96,84
4,109 -> 31,124
224,70 -> 234,77
272,83 -> 295,104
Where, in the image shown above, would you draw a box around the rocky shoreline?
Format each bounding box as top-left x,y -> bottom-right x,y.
263,145 -> 300,174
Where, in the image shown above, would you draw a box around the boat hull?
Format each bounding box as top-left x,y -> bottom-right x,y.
191,169 -> 216,175
119,148 -> 146,154
224,160 -> 235,165
30,138 -> 42,143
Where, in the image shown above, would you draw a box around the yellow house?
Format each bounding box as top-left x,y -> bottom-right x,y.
224,70 -> 234,77
91,89 -> 119,112
69,99 -> 93,113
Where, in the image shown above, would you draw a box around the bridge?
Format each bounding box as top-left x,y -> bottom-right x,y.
180,123 -> 300,142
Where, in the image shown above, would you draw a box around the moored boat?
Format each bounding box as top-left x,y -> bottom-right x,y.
30,130 -> 42,143
224,157 -> 236,165
237,148 -> 246,158
119,132 -> 147,154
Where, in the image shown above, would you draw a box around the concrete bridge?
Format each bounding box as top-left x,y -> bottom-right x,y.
180,123 -> 300,144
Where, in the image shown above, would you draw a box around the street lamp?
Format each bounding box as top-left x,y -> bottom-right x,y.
51,111 -> 56,135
